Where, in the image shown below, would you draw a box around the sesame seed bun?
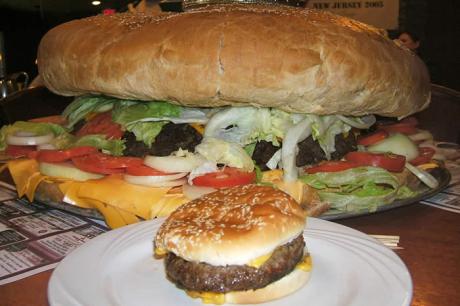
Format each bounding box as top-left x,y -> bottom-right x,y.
154,184 -> 307,266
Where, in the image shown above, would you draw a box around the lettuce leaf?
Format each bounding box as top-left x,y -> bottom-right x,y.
299,167 -> 416,213
124,121 -> 168,147
0,121 -> 69,150
112,101 -> 181,127
62,95 -> 122,129
72,135 -> 126,156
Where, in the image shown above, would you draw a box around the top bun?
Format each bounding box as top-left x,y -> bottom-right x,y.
154,184 -> 306,266
38,4 -> 430,117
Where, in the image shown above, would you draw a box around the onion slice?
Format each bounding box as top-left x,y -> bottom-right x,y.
282,117 -> 313,182
182,183 -> 216,200
39,162 -> 104,181
124,174 -> 187,187
144,153 -> 206,173
7,132 -> 54,146
405,163 -> 439,189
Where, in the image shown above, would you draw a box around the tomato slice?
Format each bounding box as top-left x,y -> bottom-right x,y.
125,165 -> 170,176
192,167 -> 256,188
305,161 -> 359,174
76,111 -> 123,139
29,115 -> 67,125
345,151 -> 406,172
35,146 -> 99,163
409,147 -> 436,166
357,130 -> 389,146
71,155 -> 125,175
85,153 -> 144,169
5,145 -> 37,158
377,117 -> 419,135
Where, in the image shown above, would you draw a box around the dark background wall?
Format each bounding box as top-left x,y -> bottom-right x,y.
0,0 -> 459,90
397,0 -> 459,90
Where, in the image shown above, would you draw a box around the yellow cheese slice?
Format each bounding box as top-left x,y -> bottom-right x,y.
5,159 -> 191,228
418,162 -> 439,170
187,291 -> 225,305
150,193 -> 189,218
7,159 -> 42,200
261,169 -> 303,203
296,254 -> 312,272
248,252 -> 273,268
79,197 -> 140,229
73,174 -> 177,220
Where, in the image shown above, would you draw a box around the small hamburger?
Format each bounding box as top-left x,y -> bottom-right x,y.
154,184 -> 311,304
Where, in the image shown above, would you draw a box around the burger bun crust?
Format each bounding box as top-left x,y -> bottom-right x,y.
154,184 -> 307,266
38,5 -> 430,118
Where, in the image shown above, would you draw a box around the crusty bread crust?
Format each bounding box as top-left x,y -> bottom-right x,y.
154,184 -> 307,266
38,5 -> 430,117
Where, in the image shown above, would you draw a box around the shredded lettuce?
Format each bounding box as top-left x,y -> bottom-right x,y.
299,166 -> 416,213
72,135 -> 126,156
204,106 -> 302,146
316,119 -> 351,160
195,137 -> 254,171
62,95 -> 121,129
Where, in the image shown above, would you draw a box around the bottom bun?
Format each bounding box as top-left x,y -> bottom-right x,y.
225,267 -> 311,304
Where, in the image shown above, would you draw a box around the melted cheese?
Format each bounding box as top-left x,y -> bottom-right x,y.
261,169 -> 303,203
247,252 -> 273,268
5,159 -> 190,228
190,123 -> 205,135
154,247 -> 167,257
296,254 -> 312,272
7,159 -> 41,200
187,291 -> 225,305
418,162 -> 439,170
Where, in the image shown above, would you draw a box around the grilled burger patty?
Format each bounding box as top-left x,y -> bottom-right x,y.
164,234 -> 306,293
252,132 -> 357,170
122,123 -> 203,157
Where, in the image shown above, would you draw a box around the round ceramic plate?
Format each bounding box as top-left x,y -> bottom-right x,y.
48,217 -> 412,306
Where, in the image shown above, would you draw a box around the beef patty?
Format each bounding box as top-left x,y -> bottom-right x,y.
252,132 -> 357,170
122,122 -> 202,157
163,234 -> 306,293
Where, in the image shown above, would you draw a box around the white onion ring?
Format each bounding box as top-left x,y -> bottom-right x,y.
124,173 -> 187,187
182,183 -> 216,200
282,117 -> 313,182
405,163 -> 439,189
6,132 -> 54,146
144,154 -> 206,173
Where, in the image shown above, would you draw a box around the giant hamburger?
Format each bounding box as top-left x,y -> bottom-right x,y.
154,184 -> 311,304
0,4 -> 436,227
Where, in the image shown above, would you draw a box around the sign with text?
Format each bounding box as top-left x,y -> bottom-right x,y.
306,0 -> 399,29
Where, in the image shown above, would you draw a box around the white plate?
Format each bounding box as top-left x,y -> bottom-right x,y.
48,218 -> 412,306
